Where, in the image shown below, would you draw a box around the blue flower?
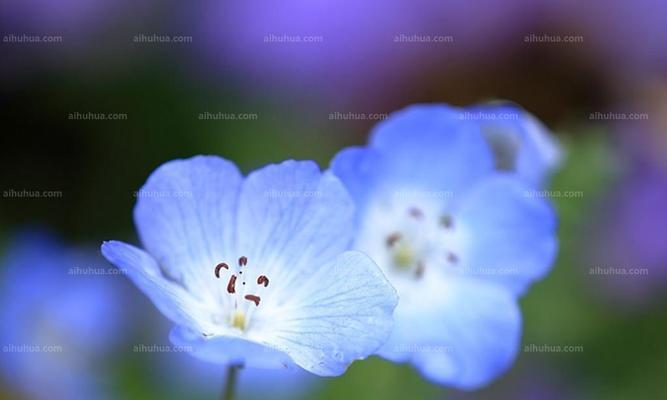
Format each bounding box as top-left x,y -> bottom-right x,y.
331,104 -> 558,389
0,230 -> 127,400
465,102 -> 562,187
101,157 -> 397,376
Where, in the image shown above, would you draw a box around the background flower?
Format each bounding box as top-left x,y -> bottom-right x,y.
332,104 -> 558,389
0,230 -> 129,399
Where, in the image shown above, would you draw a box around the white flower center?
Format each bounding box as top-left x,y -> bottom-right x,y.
357,197 -> 463,282
212,256 -> 270,331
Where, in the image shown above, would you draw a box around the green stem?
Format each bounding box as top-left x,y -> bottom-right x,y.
222,364 -> 240,400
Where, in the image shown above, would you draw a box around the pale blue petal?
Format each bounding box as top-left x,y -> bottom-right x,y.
169,326 -> 294,369
236,160 -> 355,292
261,251 -> 397,376
101,240 -> 209,333
369,104 -> 494,194
453,174 -> 558,295
332,104 -> 494,210
329,147 -> 383,213
378,276 -> 520,390
133,155 -> 243,293
467,103 -> 562,187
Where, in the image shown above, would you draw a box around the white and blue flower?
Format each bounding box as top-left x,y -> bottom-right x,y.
331,104 -> 559,389
102,157 -> 397,376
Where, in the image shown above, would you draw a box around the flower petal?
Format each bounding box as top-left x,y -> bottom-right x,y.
169,326 -> 294,369
369,104 -> 494,193
378,276 -> 520,390
329,147 -> 383,214
101,240 -> 211,333
236,160 -> 354,295
467,103 -> 563,187
453,174 -> 558,295
332,104 -> 494,212
256,251 -> 397,376
133,155 -> 243,295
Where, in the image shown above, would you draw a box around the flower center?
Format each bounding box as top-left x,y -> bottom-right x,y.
213,256 -> 270,331
384,206 -> 459,278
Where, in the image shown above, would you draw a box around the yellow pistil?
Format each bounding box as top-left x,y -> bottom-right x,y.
232,312 -> 246,330
392,241 -> 414,269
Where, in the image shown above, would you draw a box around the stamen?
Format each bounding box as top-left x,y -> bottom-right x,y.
409,207 -> 423,219
214,262 -> 228,278
440,214 -> 454,229
257,275 -> 269,287
227,275 -> 237,293
386,233 -> 402,247
447,252 -> 459,264
415,261 -> 425,278
239,256 -> 248,266
244,295 -> 261,306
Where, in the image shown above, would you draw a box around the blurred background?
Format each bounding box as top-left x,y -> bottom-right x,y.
1,0 -> 666,399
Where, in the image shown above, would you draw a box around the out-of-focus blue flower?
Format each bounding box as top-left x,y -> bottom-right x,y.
0,231 -> 126,400
464,103 -> 562,188
102,156 -> 398,376
332,104 -> 558,389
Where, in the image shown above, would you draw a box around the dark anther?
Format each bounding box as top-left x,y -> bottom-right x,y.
257,275 -> 270,287
409,207 -> 423,219
245,295 -> 261,306
415,261 -> 425,278
239,256 -> 248,266
440,214 -> 454,229
386,233 -> 402,247
227,275 -> 237,293
447,252 -> 459,264
214,262 -> 229,278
